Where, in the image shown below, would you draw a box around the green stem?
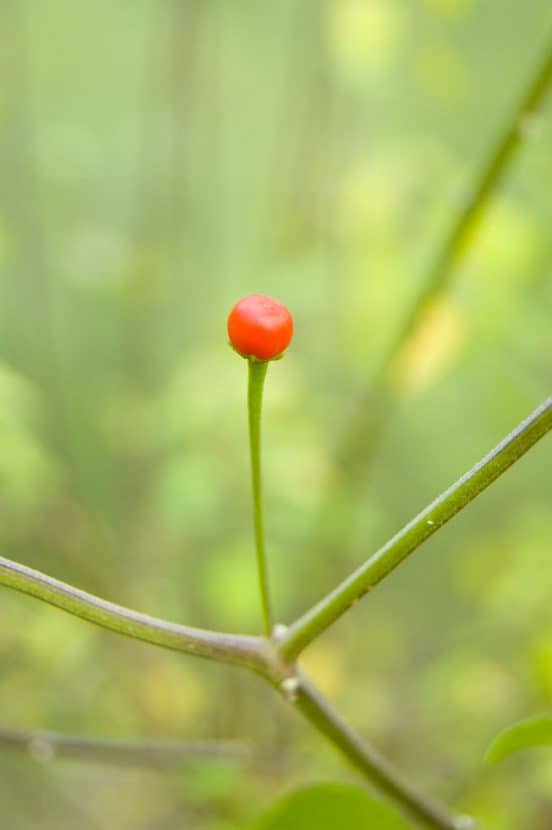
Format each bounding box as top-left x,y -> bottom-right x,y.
248,358 -> 272,634
0,555 -> 266,673
280,396 -> 552,660
292,672 -> 472,830
2,385 -> 550,830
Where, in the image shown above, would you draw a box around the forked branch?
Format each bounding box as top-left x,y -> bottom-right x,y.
1,398 -> 550,830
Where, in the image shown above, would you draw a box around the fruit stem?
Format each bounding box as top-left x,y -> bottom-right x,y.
247,358 -> 272,635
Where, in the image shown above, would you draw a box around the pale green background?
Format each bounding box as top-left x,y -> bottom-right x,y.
0,2 -> 551,828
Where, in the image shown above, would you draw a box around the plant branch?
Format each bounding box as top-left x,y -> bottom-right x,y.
0,556 -> 266,673
280,396 -> 552,660
331,35 -> 552,477
0,727 -> 250,768
291,672 -> 472,830
1,402 -> 549,830
248,358 -> 273,634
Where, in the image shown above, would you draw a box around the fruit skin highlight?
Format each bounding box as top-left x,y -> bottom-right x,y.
227,294 -> 294,361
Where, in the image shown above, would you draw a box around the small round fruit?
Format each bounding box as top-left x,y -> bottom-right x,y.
227,294 -> 294,361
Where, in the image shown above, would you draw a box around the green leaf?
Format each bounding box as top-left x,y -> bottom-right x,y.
485,714 -> 552,764
247,782 -> 412,830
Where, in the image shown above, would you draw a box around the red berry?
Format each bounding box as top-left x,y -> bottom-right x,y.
228,294 -> 294,361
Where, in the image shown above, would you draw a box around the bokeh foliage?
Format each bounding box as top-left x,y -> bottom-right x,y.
0,1 -> 551,828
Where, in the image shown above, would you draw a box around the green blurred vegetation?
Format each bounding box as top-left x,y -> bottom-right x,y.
248,782 -> 411,829
0,1 -> 551,828
486,715 -> 552,764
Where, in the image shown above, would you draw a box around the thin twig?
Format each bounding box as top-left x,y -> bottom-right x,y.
291,672 -> 472,830
280,396 -> 552,660
0,556 -> 265,673
0,727 -> 249,768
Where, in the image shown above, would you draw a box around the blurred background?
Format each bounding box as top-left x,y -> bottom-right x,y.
0,1 -> 551,828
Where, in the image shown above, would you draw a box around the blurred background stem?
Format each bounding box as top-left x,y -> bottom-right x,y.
307,33 -> 552,553
0,728 -> 249,768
